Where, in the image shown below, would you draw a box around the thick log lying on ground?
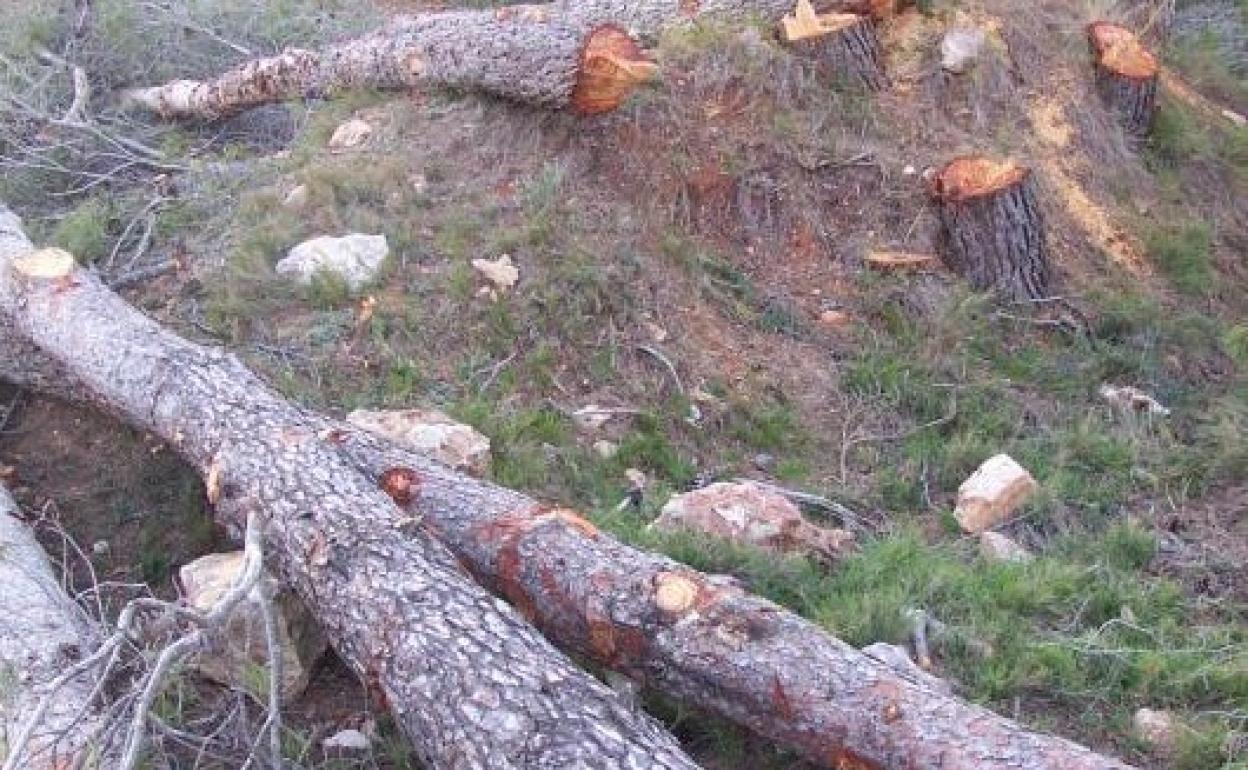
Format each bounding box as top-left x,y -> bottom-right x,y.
930,155 -> 1051,301
0,484 -> 104,770
780,0 -> 887,90
0,216 -> 1133,767
1087,22 -> 1159,141
542,0 -> 896,37
126,12 -> 655,119
0,208 -> 699,770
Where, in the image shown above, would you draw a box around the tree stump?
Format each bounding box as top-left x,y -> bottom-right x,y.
781,0 -> 888,91
930,155 -> 1051,301
1087,22 -> 1159,142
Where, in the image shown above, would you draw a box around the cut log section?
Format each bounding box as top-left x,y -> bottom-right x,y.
541,0 -> 896,37
126,12 -> 656,119
0,483 -> 105,770
0,205 -> 698,770
1087,22 -> 1159,141
930,155 -> 1051,301
781,1 -> 888,91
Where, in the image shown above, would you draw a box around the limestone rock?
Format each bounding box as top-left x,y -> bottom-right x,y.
652,481 -> 855,562
593,439 -> 619,459
347,409 -> 491,475
276,233 -> 388,292
324,728 -> 371,752
471,254 -> 519,292
941,28 -> 986,74
328,118 -> 372,151
180,551 -> 328,702
979,531 -> 1034,563
1099,384 -> 1170,417
954,454 -> 1037,533
1132,708 -> 1175,751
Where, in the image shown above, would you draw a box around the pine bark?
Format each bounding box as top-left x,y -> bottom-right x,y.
0,483 -> 106,770
1087,22 -> 1159,142
931,156 -> 1051,301
1,209 -> 1135,768
126,12 -> 655,119
0,206 -> 698,770
540,0 -> 896,37
783,12 -> 888,91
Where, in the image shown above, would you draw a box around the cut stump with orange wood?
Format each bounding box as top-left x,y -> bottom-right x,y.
781,0 -> 888,91
930,155 -> 1051,301
1087,22 -> 1159,141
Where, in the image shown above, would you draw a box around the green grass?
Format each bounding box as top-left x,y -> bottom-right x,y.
1145,223 -> 1214,296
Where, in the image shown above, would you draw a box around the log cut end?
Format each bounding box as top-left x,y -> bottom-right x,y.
780,0 -> 888,91
12,247 -> 75,279
930,155 -> 1028,203
571,26 -> 658,116
781,0 -> 862,42
654,572 -> 700,615
1087,22 -> 1158,81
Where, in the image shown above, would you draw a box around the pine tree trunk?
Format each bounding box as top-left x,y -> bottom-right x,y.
0,483 -> 107,770
541,0 -> 896,37
781,7 -> 888,91
931,155 -> 1051,301
0,206 -> 697,770
1,208 -> 1136,768
126,12 -> 655,119
1087,22 -> 1159,142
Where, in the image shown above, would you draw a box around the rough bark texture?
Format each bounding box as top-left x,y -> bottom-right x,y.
931,156 -> 1051,301
542,0 -> 895,37
0,206 -> 698,770
127,12 -> 654,119
783,12 -> 888,91
0,208 -> 1134,768
1087,22 -> 1159,141
0,483 -> 104,770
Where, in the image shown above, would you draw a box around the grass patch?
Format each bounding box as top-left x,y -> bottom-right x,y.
1145,222 -> 1214,296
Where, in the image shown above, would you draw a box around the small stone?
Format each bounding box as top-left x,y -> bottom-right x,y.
593,440 -> 618,460
954,454 -> 1038,533
282,184 -> 309,209
572,405 -> 617,433
902,164 -> 917,176
277,233 -> 389,292
644,321 -> 669,342
941,28 -> 986,74
751,453 -> 776,471
347,409 -> 491,475
818,309 -> 852,329
1132,708 -> 1175,751
408,172 -> 428,194
978,531 -> 1033,563
1099,384 -> 1170,417
471,255 -> 519,292
328,118 -> 372,151
91,540 -> 110,556
323,728 -> 370,752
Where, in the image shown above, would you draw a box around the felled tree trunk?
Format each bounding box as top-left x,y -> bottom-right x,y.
1087,22 -> 1159,141
0,213 -> 1135,768
780,1 -> 887,91
126,11 -> 656,119
0,483 -> 106,770
930,155 -> 1051,301
0,207 -> 698,770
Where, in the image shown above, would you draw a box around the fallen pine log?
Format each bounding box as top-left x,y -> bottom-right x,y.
0,206 -> 700,770
0,214 -> 1135,768
126,11 -> 656,119
536,0 -> 899,37
0,483 -> 105,770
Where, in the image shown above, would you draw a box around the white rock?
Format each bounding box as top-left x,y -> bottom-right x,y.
979,531 -> 1034,563
1132,708 -> 1175,750
323,728 -> 371,752
1099,384 -> 1170,417
180,552 -> 328,702
347,409 -> 491,475
954,454 -> 1038,533
282,184 -> 310,209
471,255 -> 519,292
276,233 -> 388,292
328,118 -> 372,151
91,540 -> 110,556
572,405 -> 620,433
941,28 -> 986,74
593,440 -> 619,460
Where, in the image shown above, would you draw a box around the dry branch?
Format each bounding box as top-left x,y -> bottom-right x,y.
930,155 -> 1051,301
126,11 -> 656,119
1,210 -> 1134,767
0,205 -> 698,770
1087,22 -> 1159,141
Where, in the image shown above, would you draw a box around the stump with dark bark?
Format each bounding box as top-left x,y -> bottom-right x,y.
781,0 -> 888,91
1087,22 -> 1159,141
930,155 -> 1051,301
